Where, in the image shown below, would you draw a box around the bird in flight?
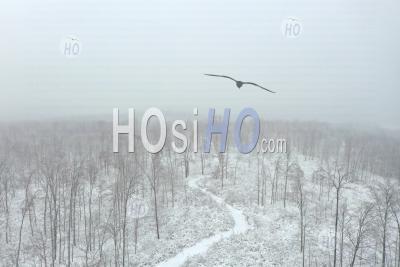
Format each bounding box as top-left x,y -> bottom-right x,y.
204,74 -> 276,93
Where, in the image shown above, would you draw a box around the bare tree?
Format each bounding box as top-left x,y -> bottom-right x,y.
283,147 -> 291,208
139,154 -> 163,240
339,202 -> 347,267
166,147 -> 177,207
391,187 -> 400,267
295,165 -> 306,257
200,153 -> 206,175
271,157 -> 281,204
258,155 -> 270,206
372,180 -> 395,267
16,169 -> 35,267
324,162 -> 349,267
346,203 -> 374,267
67,158 -> 82,267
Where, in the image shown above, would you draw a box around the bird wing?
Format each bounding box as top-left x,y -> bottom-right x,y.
204,74 -> 237,82
242,82 -> 276,93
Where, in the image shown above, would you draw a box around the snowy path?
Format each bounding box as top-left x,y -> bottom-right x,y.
156,175 -> 250,267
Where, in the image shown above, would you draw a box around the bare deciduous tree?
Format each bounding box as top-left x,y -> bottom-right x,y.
372,180 -> 395,267
346,203 -> 374,267
324,162 -> 349,267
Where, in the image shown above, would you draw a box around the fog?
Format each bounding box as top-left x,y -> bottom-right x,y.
0,0 -> 399,128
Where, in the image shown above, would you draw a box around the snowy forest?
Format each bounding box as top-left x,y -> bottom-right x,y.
0,120 -> 400,267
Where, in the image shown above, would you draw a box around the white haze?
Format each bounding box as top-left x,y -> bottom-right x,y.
0,0 -> 399,129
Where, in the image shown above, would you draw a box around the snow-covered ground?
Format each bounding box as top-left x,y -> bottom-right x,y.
157,174 -> 250,267
1,147 -> 399,266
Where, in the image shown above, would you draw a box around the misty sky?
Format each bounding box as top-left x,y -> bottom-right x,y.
0,0 -> 399,128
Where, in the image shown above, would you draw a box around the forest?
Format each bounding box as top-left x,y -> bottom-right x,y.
0,120 -> 399,266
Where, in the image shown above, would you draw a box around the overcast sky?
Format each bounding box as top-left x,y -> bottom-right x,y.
0,0 -> 399,128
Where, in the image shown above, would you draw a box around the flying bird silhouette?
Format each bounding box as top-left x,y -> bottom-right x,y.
204,74 -> 276,93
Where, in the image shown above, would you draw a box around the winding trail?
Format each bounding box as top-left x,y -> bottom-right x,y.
156,175 -> 250,267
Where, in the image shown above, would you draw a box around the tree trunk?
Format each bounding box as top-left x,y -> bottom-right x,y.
333,189 -> 339,267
